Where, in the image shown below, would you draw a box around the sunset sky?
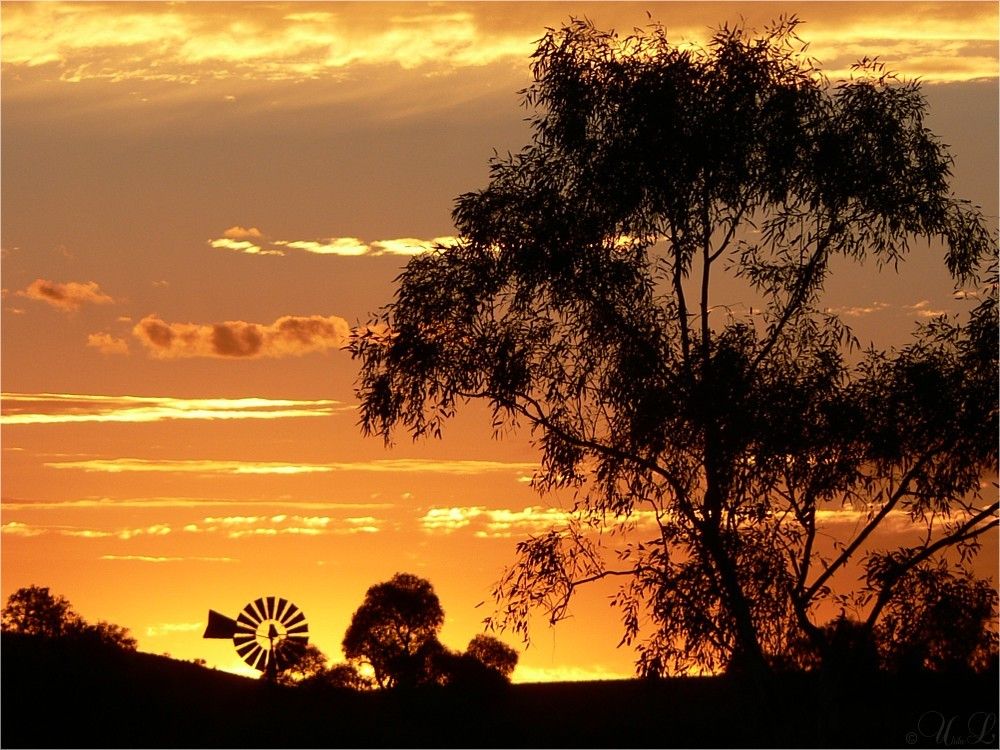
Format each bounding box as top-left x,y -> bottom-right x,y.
2,1 -> 997,682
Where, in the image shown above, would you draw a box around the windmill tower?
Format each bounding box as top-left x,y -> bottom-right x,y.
203,596 -> 309,683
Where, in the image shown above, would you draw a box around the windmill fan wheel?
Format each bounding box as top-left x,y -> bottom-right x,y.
233,596 -> 309,672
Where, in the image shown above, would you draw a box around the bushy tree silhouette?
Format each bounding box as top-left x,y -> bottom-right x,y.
343,573 -> 445,688
466,634 -> 518,679
351,17 -> 997,680
1,585 -> 137,651
74,620 -> 138,651
875,562 -> 998,673
2,586 -> 76,637
313,662 -> 375,690
274,643 -> 329,686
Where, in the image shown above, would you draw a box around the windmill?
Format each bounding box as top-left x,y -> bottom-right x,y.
203,596 -> 309,683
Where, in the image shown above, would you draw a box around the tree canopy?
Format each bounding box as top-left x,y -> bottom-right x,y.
342,573 -> 446,688
351,17 -> 997,679
342,573 -> 520,689
1,585 -> 137,651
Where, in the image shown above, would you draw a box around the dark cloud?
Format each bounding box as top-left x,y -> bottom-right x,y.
133,314 -> 350,358
18,278 -> 114,311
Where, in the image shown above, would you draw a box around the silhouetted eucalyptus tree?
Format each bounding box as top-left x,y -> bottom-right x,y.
351,18 -> 997,679
342,573 -> 445,688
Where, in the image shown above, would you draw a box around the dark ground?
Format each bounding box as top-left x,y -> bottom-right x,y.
2,633 -> 997,748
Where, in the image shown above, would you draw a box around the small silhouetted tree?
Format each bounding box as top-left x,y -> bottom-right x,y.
313,662 -> 375,690
72,620 -> 138,651
466,634 -> 518,679
275,643 -> 329,686
343,573 -> 445,688
351,16 -> 997,681
875,561 -> 999,673
2,586 -> 78,637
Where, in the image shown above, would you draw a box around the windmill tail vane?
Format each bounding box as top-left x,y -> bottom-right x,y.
204,596 -> 309,681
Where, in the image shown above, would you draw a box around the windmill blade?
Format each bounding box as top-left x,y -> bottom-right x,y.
274,597 -> 291,622
250,598 -> 268,622
282,609 -> 306,629
202,609 -> 238,639
237,606 -> 261,628
239,642 -> 263,666
252,647 -> 268,671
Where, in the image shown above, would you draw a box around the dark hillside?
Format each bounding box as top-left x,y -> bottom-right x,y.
3,633 -> 996,748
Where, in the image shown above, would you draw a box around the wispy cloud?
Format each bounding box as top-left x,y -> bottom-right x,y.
86,333 -> 130,355
905,300 -> 949,318
1,496 -> 393,511
104,557 -> 235,565
208,238 -> 283,256
826,301 -> 891,318
2,521 -> 172,539
208,228 -> 460,258
4,516 -> 383,541
44,457 -> 538,476
273,238 -> 370,257
419,505 -> 658,538
1,521 -> 46,537
145,621 -> 206,637
17,279 -> 114,312
183,514 -> 382,537
145,620 -> 205,638
1,392 -> 350,425
132,314 -> 351,358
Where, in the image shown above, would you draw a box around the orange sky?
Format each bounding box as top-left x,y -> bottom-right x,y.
2,1 -> 998,682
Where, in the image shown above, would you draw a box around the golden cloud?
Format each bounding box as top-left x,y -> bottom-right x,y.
420,505 -> 577,538
208,230 -> 460,257
222,225 -> 263,240
17,278 -> 114,312
145,622 -> 208,637
2,521 -> 173,539
276,238 -> 367,256
0,3 -> 534,82
183,513 -> 382,538
103,557 -> 236,565
418,505 -> 676,537
1,521 -> 46,537
1,2 -> 995,86
132,313 -> 351,358
1,496 -> 393,511
1,392 -> 350,425
45,457 -> 538,476
86,332 -> 130,355
208,238 -> 283,256
825,301 -> 891,318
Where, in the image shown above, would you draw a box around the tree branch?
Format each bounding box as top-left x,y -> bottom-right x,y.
863,502 -> 999,630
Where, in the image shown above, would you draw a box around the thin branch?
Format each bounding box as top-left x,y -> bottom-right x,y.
863,502 -> 999,630
803,448 -> 941,602
751,216 -> 839,371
